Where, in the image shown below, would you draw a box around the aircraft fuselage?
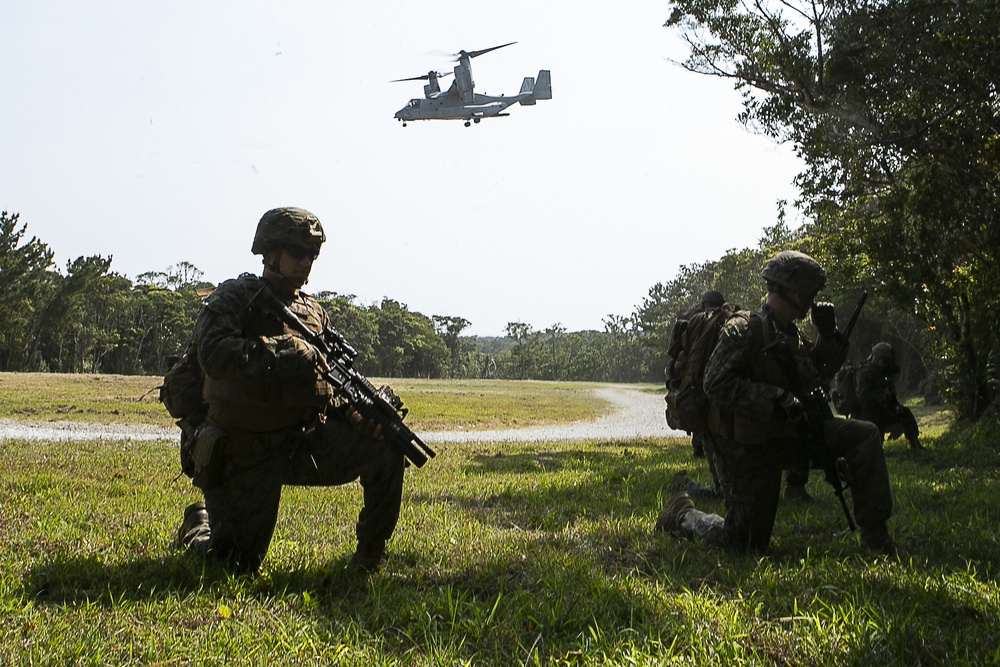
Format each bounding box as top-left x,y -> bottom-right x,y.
394,93 -> 521,122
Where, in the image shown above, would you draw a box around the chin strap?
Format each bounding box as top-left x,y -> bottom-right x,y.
262,254 -> 305,294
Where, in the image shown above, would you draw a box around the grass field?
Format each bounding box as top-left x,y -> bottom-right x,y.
0,373 -> 612,431
1,374 -> 998,665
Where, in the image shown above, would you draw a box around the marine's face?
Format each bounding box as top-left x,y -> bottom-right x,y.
277,245 -> 318,284
263,244 -> 319,291
784,288 -> 815,320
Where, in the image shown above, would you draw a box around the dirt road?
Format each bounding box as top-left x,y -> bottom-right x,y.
0,385 -> 685,443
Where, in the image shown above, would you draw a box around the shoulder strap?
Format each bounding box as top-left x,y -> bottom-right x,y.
745,310 -> 770,371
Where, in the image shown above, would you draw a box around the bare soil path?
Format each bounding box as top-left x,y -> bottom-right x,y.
0,385 -> 685,443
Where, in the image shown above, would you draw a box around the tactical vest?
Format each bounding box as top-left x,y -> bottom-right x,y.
710,311 -> 814,444
201,274 -> 332,431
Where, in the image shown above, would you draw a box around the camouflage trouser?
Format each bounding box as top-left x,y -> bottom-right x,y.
683,418 -> 892,552
696,432 -> 722,493
184,415 -> 405,571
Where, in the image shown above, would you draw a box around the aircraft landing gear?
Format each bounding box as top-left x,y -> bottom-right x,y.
402,122 -> 407,127
464,120 -> 471,127
473,118 -> 481,124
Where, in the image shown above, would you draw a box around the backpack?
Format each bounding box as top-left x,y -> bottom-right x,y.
158,341 -> 207,477
664,304 -> 738,432
830,361 -> 860,416
159,341 -> 205,420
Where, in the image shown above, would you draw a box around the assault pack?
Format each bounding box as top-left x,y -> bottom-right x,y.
158,341 -> 206,477
830,360 -> 860,416
664,304 -> 738,432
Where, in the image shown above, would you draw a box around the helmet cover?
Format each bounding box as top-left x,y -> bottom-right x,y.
251,207 -> 326,255
761,250 -> 826,295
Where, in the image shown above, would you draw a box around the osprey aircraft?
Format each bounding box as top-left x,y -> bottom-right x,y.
392,42 -> 551,127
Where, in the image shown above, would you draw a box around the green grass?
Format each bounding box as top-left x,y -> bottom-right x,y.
0,373 -> 614,431
1,379 -> 998,665
0,372 -> 169,425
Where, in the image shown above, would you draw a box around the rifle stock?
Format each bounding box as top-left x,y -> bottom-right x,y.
250,285 -> 435,468
800,386 -> 856,531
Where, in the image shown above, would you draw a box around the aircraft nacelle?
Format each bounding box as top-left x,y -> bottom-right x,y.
454,64 -> 475,103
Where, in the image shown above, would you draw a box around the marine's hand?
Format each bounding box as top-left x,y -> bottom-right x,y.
345,406 -> 384,440
290,337 -> 329,372
778,390 -> 807,424
811,302 -> 837,336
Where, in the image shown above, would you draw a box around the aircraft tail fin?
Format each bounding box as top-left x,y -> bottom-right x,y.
518,76 -> 536,105
533,70 -> 552,100
518,70 -> 551,106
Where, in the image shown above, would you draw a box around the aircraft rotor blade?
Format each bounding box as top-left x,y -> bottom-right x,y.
455,41 -> 517,60
389,71 -> 453,83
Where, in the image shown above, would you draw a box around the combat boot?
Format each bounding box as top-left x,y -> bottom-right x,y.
655,492 -> 696,536
668,470 -> 693,494
668,470 -> 722,499
783,484 -> 816,504
347,541 -> 387,573
174,501 -> 209,549
859,524 -> 897,557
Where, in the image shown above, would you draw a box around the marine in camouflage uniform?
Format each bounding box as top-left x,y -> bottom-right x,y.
670,289 -> 726,499
853,342 -> 923,450
655,251 -> 895,554
174,207 -> 405,573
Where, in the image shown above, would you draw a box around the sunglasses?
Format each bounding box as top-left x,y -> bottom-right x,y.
284,245 -> 320,261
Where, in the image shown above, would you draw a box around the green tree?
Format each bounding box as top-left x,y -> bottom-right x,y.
664,0 -> 1000,418
503,322 -> 534,380
602,314 -> 649,383
370,299 -> 448,378
432,315 -> 473,378
315,292 -> 379,370
0,212 -> 55,370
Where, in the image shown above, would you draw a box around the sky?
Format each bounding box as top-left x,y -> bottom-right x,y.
1,1 -> 804,337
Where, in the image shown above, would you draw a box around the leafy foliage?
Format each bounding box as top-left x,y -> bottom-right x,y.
664,0 -> 1000,418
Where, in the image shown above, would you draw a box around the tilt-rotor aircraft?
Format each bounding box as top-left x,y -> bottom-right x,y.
392,42 -> 551,127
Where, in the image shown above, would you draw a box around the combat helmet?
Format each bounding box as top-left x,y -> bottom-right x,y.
251,207 -> 326,255
761,250 -> 826,296
872,342 -> 895,363
700,290 -> 725,308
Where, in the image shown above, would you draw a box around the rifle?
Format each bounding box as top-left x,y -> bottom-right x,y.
249,284 -> 436,468
797,290 -> 868,531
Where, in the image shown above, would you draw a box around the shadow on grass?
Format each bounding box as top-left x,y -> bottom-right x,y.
23,551 -> 238,605
411,438 -> 686,531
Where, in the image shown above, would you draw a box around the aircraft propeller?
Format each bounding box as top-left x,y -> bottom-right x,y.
389,71 -> 453,84
453,42 -> 517,60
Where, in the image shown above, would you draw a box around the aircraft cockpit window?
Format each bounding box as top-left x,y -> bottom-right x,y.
409,100 -> 420,108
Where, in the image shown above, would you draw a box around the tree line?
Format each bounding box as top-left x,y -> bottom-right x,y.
0,210 -> 655,383
0,209 -> 948,399
3,0 -> 998,422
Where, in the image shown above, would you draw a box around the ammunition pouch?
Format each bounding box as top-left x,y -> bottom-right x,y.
191,424 -> 229,489
176,414 -> 204,478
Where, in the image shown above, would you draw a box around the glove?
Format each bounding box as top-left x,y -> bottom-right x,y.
778,391 -> 807,424
345,405 -> 384,440
272,335 -> 325,374
289,336 -> 324,372
810,302 -> 837,336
